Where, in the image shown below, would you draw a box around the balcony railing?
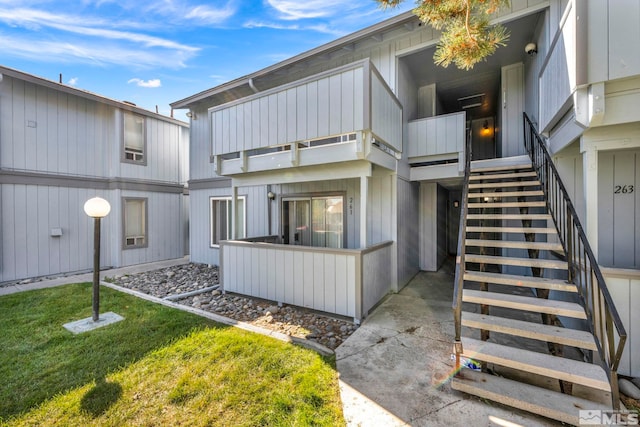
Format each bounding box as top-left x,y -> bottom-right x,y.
408,111 -> 466,165
209,59 -> 402,176
219,239 -> 394,322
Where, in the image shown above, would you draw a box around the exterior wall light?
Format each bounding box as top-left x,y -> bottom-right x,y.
525,42 -> 537,55
267,191 -> 276,200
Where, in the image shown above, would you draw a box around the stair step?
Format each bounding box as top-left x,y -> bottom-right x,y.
471,163 -> 533,173
461,312 -> 597,350
451,369 -> 611,425
468,201 -> 547,208
465,239 -> 563,251
469,181 -> 541,189
469,171 -> 538,180
465,254 -> 567,269
462,289 -> 587,319
459,338 -> 610,391
466,226 -> 557,234
467,213 -> 552,220
463,270 -> 577,292
468,190 -> 544,198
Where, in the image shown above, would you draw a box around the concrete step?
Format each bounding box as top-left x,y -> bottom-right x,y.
468,190 -> 544,198
471,163 -> 533,173
463,270 -> 577,292
469,171 -> 538,180
462,289 -> 587,319
465,239 -> 563,251
465,254 -> 567,270
451,369 -> 611,425
460,338 -> 610,391
466,226 -> 557,234
469,180 -> 541,189
461,312 -> 597,350
468,201 -> 547,209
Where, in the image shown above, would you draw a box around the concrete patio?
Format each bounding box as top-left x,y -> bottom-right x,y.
336,260 -> 561,426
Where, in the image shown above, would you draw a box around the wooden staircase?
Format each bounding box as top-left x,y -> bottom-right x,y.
451,162 -> 613,425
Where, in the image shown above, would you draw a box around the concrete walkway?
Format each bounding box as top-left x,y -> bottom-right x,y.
0,257 -> 189,296
336,262 -> 561,426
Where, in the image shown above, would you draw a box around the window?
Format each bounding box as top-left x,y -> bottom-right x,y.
122,111 -> 146,164
282,195 -> 344,248
123,198 -> 147,248
210,196 -> 246,246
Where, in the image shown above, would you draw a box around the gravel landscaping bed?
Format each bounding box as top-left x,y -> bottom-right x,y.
107,263 -> 358,350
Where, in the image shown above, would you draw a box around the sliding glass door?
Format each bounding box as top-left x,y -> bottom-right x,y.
282,196 -> 344,248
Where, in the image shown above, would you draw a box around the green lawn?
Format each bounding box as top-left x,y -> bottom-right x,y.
0,284 -> 344,426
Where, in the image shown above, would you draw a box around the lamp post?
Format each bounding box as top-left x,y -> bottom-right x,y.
83,197 -> 111,322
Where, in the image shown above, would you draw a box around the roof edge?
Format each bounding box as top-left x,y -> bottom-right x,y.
0,65 -> 188,127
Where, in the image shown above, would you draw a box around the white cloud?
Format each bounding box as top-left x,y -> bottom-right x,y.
0,34 -> 193,69
266,0 -> 345,20
184,4 -> 236,24
0,7 -> 200,68
243,20 -> 344,36
68,77 -> 78,85
127,78 -> 162,88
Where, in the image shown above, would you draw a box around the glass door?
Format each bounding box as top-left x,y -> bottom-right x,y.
282,196 -> 344,248
282,198 -> 311,246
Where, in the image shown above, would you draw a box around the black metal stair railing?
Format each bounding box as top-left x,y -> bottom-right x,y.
452,127 -> 472,371
523,112 -> 627,408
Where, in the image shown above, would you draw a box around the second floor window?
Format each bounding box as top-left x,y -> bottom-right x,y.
123,111 -> 146,164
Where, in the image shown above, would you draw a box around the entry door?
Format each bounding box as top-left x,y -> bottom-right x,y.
282,198 -> 311,246
500,62 -> 525,157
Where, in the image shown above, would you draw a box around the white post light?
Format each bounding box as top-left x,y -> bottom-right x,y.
84,197 -> 111,322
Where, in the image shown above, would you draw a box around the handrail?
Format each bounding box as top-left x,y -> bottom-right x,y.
523,112 -> 627,409
452,125 -> 472,370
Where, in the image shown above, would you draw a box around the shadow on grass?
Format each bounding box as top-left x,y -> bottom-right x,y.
80,377 -> 123,417
0,283 -> 225,419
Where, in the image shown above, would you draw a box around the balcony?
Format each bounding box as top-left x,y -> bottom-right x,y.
407,111 -> 466,181
208,59 -> 402,176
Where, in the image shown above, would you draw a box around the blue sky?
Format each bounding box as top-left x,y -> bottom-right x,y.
0,0 -> 413,121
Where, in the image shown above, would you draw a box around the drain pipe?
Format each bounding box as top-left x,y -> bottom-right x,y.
248,78 -> 259,94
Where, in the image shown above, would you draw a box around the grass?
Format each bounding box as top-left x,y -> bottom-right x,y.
0,284 -> 344,426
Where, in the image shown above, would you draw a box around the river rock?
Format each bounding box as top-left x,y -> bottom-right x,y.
619,378 -> 640,399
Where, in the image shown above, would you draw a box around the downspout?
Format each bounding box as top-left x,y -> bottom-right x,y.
248,78 -> 259,94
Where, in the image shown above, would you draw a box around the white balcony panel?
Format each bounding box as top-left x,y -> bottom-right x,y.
210,62 -> 366,157
371,69 -> 403,152
408,112 -> 465,159
221,240 -> 393,321
539,1 -> 576,131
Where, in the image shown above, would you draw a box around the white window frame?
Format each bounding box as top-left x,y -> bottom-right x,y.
122,111 -> 147,165
210,196 -> 246,247
123,197 -> 148,249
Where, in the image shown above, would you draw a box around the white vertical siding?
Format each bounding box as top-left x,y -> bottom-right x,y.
362,243 -> 393,313
598,150 -> 640,269
370,70 -> 403,152
0,74 -> 185,183
396,178 -> 419,288
210,65 -> 366,156
367,173 -> 395,245
0,184 -> 114,283
222,243 -> 359,317
539,1 -> 576,131
603,271 -> 640,377
407,112 -> 465,158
